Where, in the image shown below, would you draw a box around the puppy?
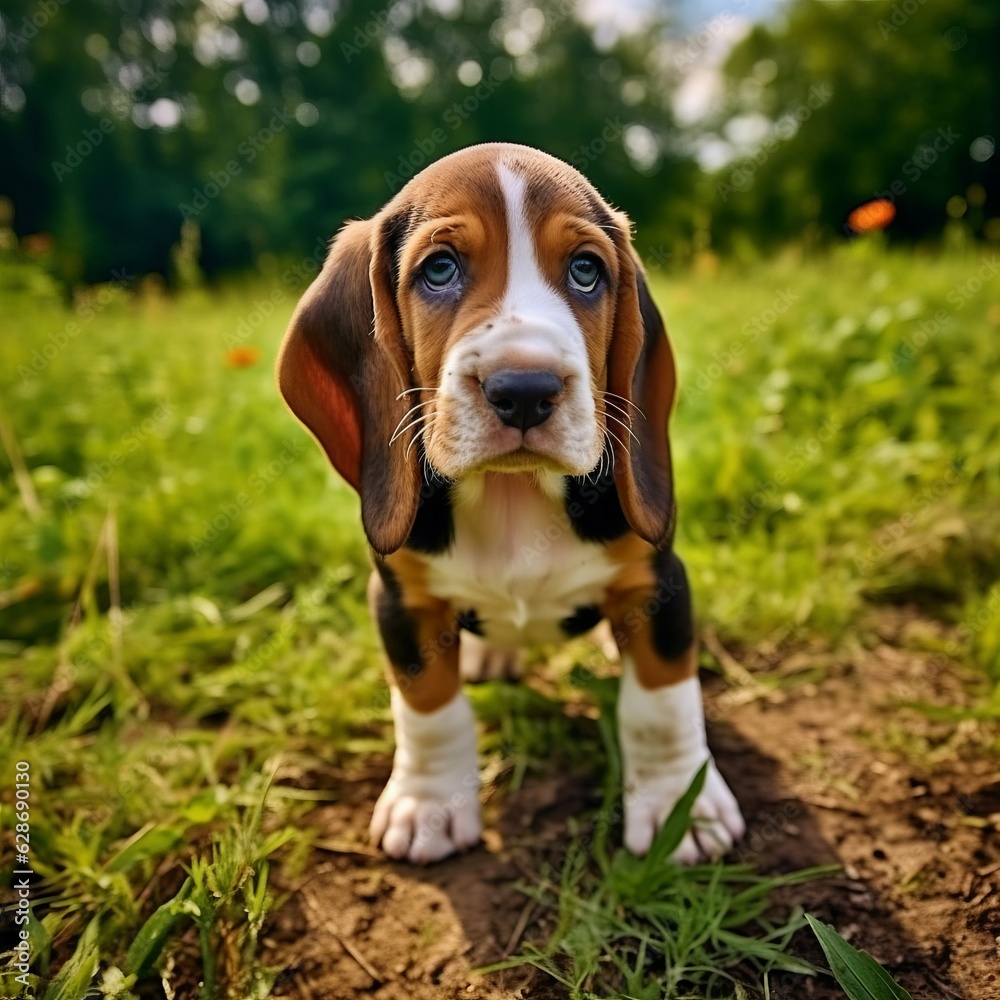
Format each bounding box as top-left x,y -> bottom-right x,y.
276,142 -> 744,864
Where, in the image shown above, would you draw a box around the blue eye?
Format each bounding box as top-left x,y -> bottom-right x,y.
568,254 -> 601,292
421,253 -> 459,289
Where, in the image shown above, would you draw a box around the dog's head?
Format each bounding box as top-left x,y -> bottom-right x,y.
277,143 -> 676,555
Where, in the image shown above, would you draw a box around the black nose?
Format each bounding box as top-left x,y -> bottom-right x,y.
482,369 -> 563,432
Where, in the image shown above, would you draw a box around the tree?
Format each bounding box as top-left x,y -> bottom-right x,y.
707,0 -> 998,250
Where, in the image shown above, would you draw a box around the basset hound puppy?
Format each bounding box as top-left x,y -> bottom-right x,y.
276,142 -> 745,864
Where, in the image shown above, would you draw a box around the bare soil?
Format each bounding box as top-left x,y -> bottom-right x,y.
263,609 -> 1000,1000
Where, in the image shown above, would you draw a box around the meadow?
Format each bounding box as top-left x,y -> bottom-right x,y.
1,238 -> 999,998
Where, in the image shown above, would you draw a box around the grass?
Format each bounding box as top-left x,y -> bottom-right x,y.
485,687 -> 835,999
1,235 -> 999,996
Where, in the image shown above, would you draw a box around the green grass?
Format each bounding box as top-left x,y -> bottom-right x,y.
485,688 -> 835,999
1,238 -> 999,996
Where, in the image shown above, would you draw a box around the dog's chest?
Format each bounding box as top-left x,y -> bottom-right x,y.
424,474 -> 617,646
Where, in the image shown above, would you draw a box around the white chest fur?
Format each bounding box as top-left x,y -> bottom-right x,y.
424,473 -> 617,647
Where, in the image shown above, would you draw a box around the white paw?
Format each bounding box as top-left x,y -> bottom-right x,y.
459,631 -> 523,682
623,758 -> 745,864
617,667 -> 745,864
369,689 -> 482,864
370,771 -> 482,864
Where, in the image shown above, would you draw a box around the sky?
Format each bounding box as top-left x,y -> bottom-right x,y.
578,0 -> 792,168
580,0 -> 789,32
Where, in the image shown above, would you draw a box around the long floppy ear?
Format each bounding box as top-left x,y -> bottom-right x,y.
275,212 -> 420,555
606,228 -> 678,549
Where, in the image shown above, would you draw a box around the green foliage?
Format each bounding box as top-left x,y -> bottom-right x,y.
0,0 -> 689,283
1,242 -> 996,992
805,915 -> 911,1000
41,916 -> 101,1000
2,0 -> 994,284
713,0 -> 996,248
488,740 -> 830,998
663,240 -> 1000,642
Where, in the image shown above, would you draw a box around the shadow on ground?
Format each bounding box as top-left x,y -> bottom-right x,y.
263,609 -> 999,1000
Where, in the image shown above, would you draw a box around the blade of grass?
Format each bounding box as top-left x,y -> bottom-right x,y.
124,878 -> 195,978
42,914 -> 100,1000
806,913 -> 911,1000
644,760 -> 708,869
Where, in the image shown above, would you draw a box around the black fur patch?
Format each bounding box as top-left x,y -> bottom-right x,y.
564,468 -> 631,543
455,608 -> 484,636
405,457 -> 454,554
372,563 -> 424,678
561,604 -> 603,637
647,549 -> 695,660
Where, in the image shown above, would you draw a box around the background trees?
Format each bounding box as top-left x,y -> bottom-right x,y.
0,0 -> 994,283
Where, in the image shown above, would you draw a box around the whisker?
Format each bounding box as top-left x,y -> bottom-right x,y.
602,391 -> 646,420
388,399 -> 435,441
604,426 -> 631,460
389,410 -> 432,445
405,424 -> 428,460
389,412 -> 432,447
396,386 -> 438,400
604,430 -> 618,472
601,397 -> 634,426
603,410 -> 641,447
587,449 -> 602,485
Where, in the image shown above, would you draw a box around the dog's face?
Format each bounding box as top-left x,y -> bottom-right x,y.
277,143 -> 677,554
391,157 -> 619,479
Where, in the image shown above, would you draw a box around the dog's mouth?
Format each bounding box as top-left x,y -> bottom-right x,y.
415,379 -> 605,481
438,425 -> 604,480
475,445 -> 578,475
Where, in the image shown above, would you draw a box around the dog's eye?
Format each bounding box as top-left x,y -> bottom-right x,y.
421,253 -> 459,289
568,254 -> 602,293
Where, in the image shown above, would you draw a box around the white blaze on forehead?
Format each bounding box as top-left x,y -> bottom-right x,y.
495,161 -> 588,362
426,159 -> 602,478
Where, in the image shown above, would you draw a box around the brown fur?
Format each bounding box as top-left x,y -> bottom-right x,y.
277,143 -> 690,715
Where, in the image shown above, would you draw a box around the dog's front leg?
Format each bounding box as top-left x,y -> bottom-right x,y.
608,552 -> 744,864
367,569 -> 481,863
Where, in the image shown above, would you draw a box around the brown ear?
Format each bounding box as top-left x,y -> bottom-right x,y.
606,229 -> 678,549
275,213 -> 420,555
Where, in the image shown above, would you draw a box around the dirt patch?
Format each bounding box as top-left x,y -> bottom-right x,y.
263,610 -> 1000,999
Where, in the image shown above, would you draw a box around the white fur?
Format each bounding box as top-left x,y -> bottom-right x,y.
459,630 -> 524,682
425,473 -> 616,648
617,661 -> 745,863
430,160 -> 601,478
370,687 -> 482,863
